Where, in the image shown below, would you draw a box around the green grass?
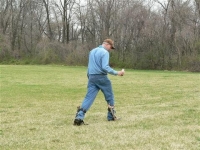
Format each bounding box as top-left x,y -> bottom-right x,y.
0,65 -> 200,150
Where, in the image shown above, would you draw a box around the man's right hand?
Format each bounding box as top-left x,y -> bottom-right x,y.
117,69 -> 125,76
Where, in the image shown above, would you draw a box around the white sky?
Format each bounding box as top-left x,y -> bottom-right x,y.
52,0 -> 168,8
52,0 -> 194,13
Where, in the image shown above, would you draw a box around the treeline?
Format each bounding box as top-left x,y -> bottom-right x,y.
0,0 -> 200,71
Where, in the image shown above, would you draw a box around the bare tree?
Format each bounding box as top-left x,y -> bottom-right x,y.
43,0 -> 54,41
195,0 -> 200,37
56,0 -> 76,43
0,0 -> 10,34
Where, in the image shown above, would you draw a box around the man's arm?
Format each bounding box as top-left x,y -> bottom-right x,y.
101,52 -> 124,76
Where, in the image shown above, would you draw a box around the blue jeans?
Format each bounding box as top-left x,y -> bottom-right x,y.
75,75 -> 115,120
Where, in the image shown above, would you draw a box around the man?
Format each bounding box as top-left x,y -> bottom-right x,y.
73,39 -> 125,126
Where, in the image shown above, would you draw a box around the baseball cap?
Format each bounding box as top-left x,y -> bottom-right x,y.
103,39 -> 115,49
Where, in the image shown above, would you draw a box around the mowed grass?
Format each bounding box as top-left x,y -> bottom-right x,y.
0,65 -> 200,150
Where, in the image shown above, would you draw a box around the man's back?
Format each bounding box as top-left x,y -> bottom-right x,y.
88,46 -> 108,75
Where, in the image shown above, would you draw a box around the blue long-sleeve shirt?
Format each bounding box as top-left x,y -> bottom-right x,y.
88,45 -> 118,75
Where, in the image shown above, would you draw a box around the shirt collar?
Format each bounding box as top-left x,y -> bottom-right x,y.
99,45 -> 106,50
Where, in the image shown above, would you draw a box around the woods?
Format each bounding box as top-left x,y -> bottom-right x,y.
0,0 -> 200,71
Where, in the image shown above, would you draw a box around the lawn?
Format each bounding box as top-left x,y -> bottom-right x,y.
0,65 -> 200,150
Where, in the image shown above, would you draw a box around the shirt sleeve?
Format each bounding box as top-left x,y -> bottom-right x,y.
101,52 -> 118,75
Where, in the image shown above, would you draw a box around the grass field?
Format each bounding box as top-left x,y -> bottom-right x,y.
0,65 -> 200,150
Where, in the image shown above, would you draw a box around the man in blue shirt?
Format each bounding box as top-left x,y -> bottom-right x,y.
73,39 -> 125,126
